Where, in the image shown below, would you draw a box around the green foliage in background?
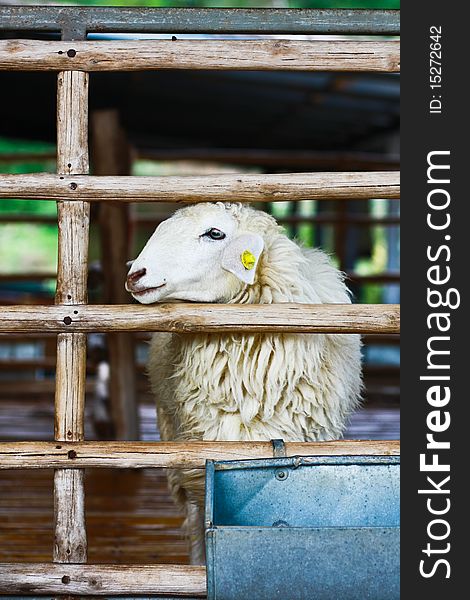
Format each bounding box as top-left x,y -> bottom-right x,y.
0,225 -> 58,275
0,138 -> 58,274
0,138 -> 56,217
0,138 -> 55,154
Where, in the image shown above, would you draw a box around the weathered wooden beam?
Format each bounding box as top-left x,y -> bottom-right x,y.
91,108 -> 139,441
134,215 -> 401,230
0,379 -> 116,397
0,151 -> 56,163
54,70 -> 89,565
138,148 -> 400,171
0,332 -> 56,340
0,40 -> 400,72
0,172 -> 400,202
0,214 -> 57,224
348,272 -> 400,284
0,371 -> 394,394
0,272 -> 56,281
0,440 -> 400,470
0,304 -> 400,334
0,358 -> 58,370
363,333 -> 400,345
276,214 -> 400,226
0,6 -> 401,35
0,563 -> 206,596
0,380 -> 76,396
0,148 -> 399,171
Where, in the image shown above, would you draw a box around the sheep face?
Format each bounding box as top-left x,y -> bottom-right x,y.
126,204 -> 264,304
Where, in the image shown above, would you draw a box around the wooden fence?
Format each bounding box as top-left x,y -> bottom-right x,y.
0,6 -> 400,597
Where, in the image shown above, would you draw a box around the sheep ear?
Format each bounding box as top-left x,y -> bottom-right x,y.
221,233 -> 264,285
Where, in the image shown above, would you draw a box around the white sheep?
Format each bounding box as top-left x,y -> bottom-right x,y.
126,202 -> 362,564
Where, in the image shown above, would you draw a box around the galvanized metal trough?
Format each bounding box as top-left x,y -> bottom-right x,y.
205,455 -> 399,600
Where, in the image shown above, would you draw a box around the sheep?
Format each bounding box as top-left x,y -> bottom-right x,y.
125,202 -> 362,564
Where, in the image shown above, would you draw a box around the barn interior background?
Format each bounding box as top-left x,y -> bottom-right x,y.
0,0 -> 399,569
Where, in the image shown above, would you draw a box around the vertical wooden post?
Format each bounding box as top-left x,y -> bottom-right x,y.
334,199 -> 348,273
54,70 -> 89,564
91,109 -> 139,441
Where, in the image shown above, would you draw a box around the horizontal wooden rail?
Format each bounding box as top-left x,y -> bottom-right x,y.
0,272 -> 56,282
0,172 -> 400,202
0,358 -> 57,370
1,331 -> 399,345
0,148 -> 400,171
7,274 -> 395,287
2,274 -> 397,287
276,215 -> 400,226
0,440 -> 400,470
0,360 -> 393,376
0,332 -> 56,340
363,333 -> 400,345
0,40 -> 400,72
0,213 -> 402,227
0,6 -> 401,36
0,380 -> 94,397
139,148 -> 400,171
348,272 -> 400,284
0,359 -> 396,375
0,563 -> 206,596
135,331 -> 403,343
0,151 -> 56,163
0,214 -> 57,224
366,365 -> 399,376
0,304 -> 400,334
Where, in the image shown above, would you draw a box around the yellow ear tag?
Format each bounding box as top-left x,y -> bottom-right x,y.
241,250 -> 256,270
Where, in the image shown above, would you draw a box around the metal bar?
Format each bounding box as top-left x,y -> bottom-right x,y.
0,440 -> 401,470
0,7 -> 400,36
0,303 -> 400,335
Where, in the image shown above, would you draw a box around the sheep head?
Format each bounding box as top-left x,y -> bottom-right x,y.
126,203 -> 265,304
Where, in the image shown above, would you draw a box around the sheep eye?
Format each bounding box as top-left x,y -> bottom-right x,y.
202,228 -> 226,241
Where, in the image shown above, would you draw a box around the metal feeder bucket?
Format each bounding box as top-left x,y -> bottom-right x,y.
205,455 -> 399,600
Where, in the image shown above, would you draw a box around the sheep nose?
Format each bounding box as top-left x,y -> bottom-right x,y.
126,268 -> 146,291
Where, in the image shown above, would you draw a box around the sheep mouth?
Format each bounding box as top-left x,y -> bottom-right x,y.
131,283 -> 166,297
